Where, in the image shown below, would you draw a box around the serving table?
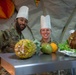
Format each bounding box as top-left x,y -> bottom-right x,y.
0,53 -> 76,75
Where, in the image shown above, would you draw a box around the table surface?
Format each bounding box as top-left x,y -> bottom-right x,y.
0,52 -> 76,75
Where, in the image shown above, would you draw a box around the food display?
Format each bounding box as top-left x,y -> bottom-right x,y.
14,39 -> 36,58
41,42 -> 58,54
58,30 -> 76,57
14,38 -> 59,58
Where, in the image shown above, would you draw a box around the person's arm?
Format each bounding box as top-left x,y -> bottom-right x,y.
0,30 -> 9,53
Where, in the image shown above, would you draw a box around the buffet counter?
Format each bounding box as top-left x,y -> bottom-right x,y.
0,53 -> 76,75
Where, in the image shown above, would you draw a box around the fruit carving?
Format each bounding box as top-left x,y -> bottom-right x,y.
14,39 -> 36,58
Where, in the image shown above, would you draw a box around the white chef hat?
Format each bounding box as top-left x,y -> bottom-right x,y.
69,30 -> 75,34
16,6 -> 29,20
40,15 -> 51,29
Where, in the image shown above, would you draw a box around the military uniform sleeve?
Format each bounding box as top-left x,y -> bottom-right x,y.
0,31 -> 6,52
0,30 -> 10,53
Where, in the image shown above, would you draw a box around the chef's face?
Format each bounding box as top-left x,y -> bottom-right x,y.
40,28 -> 51,39
16,17 -> 28,31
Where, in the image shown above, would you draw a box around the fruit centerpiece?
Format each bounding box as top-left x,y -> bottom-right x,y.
58,30 -> 76,56
14,39 -> 36,59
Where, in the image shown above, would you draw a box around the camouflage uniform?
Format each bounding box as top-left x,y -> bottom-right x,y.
40,38 -> 51,44
0,26 -> 24,53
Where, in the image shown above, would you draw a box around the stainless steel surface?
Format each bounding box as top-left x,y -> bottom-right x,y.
0,53 -> 76,75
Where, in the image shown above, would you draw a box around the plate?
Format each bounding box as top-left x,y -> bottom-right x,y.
58,49 -> 76,57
